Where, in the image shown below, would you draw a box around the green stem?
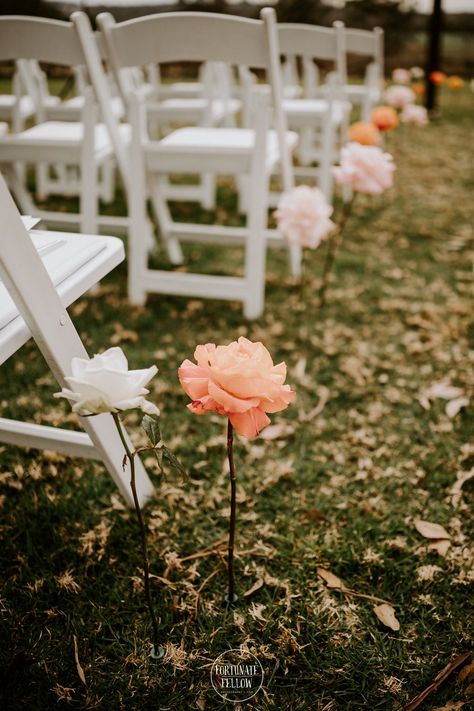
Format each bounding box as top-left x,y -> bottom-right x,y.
112,413 -> 160,654
226,419 -> 237,602
318,195 -> 355,308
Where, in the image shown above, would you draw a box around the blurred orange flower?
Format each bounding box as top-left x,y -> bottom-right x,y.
371,106 -> 399,132
429,71 -> 446,85
412,82 -> 425,96
348,121 -> 381,146
447,75 -> 464,90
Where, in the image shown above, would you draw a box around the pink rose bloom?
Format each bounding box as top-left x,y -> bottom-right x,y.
392,68 -> 411,84
333,142 -> 395,195
178,337 -> 295,439
401,103 -> 429,126
384,85 -> 416,109
274,185 -> 335,249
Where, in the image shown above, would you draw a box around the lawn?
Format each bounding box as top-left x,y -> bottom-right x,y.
0,88 -> 473,710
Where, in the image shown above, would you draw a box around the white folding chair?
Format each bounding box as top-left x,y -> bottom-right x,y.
335,24 -> 384,121
0,16 -> 129,236
74,9 -> 300,320
0,174 -> 153,507
276,22 -> 351,201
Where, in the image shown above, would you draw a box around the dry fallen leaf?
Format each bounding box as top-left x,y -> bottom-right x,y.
243,578 -> 265,598
458,659 -> 474,685
415,520 -> 450,540
427,383 -> 465,400
450,468 -> 474,508
259,423 -> 292,441
427,539 -> 451,556
432,703 -> 466,710
73,635 -> 86,686
317,568 -> 347,590
445,397 -> 469,419
373,603 -> 400,631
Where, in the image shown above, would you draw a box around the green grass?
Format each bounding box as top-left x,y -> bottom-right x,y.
0,89 -> 473,710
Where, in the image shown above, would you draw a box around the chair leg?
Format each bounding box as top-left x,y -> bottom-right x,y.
81,412 -> 154,507
243,171 -> 268,320
201,172 -> 216,210
149,175 -> 184,265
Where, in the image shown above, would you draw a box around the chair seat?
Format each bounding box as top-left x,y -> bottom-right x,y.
0,121 -> 130,159
0,94 -> 35,120
0,229 -> 124,363
150,126 -> 298,173
45,95 -> 124,121
283,98 -> 350,125
147,97 -> 241,123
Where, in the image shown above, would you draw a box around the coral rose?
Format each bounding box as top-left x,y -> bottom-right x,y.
447,75 -> 464,90
412,82 -> 425,97
392,68 -> 411,84
401,104 -> 429,126
178,337 -> 295,439
274,185 -> 335,249
333,142 -> 395,196
348,121 -> 381,146
384,85 -> 416,109
371,106 -> 399,132
429,71 -> 446,85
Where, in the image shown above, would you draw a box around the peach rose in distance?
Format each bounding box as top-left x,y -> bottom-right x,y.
401,104 -> 429,126
348,121 -> 381,146
371,105 -> 399,132
275,185 -> 335,249
178,337 -> 295,438
392,68 -> 411,84
333,142 -> 395,196
384,85 -> 416,109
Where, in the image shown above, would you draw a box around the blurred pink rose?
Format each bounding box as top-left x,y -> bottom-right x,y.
384,85 -> 416,109
178,337 -> 295,439
392,68 -> 411,84
274,185 -> 335,249
333,142 -> 395,195
401,103 -> 429,126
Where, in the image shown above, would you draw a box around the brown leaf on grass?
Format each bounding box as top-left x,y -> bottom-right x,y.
415,520 -> 450,540
450,468 -> 474,508
73,636 -> 86,686
259,423 -> 293,441
445,397 -> 469,419
458,659 -> 474,685
432,703 -> 466,710
317,568 -> 347,590
299,386 -> 330,422
427,539 -> 451,556
243,578 -> 264,598
373,604 -> 400,631
403,652 -> 471,711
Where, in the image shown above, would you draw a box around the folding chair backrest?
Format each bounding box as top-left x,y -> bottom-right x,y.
276,22 -> 346,96
74,8 -> 292,191
97,12 -> 270,70
277,23 -> 340,63
337,25 -> 384,85
0,16 -> 84,67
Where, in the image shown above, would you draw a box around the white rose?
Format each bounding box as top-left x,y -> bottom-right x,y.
55,346 -> 160,416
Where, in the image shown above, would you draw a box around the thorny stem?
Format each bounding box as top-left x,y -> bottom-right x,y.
226,419 -> 237,603
112,413 -> 161,656
318,195 -> 356,308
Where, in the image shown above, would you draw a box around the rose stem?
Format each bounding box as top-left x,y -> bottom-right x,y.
112,413 -> 161,656
318,195 -> 355,308
226,419 -> 237,603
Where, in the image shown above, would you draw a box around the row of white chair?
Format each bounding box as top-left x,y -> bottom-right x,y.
0,10 -> 384,320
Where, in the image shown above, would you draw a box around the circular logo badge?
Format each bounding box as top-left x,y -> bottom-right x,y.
210,649 -> 264,703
